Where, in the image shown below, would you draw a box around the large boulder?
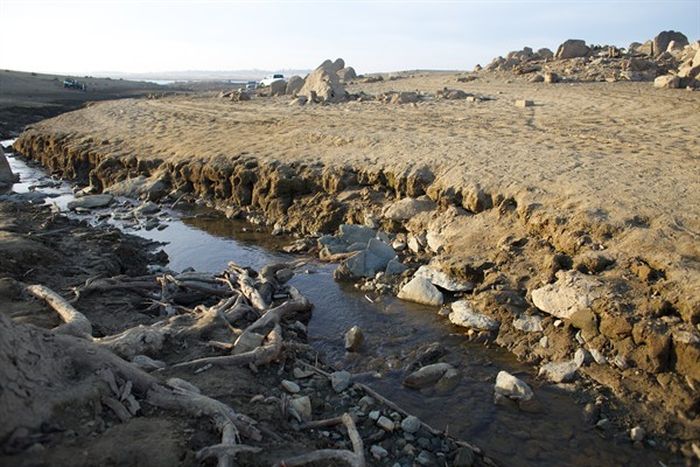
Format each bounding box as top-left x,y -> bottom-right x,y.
652,30 -> 688,57
0,147 -> 18,187
337,67 -> 357,82
554,39 -> 590,60
330,58 -> 345,73
653,74 -> 680,89
269,79 -> 286,96
285,75 -> 304,95
298,60 -> 347,103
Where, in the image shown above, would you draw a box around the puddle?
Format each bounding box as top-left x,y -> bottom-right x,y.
2,140 -> 674,466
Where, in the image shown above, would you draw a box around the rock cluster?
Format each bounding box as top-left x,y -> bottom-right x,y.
296,58 -> 354,104
483,30 -> 699,88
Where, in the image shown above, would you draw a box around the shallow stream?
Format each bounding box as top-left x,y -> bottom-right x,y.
2,141 -> 674,466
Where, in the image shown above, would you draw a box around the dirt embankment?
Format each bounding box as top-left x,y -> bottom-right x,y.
11,74 -> 700,456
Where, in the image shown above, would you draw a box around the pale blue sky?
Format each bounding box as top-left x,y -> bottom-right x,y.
0,0 -> 698,74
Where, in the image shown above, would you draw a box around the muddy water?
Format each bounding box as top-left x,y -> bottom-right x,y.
3,144 -> 672,466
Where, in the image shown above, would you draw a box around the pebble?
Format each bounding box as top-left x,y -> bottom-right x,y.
281,380 -> 300,393
401,415 -> 421,434
589,348 -> 606,365
574,348 -> 592,367
290,396 -> 312,421
358,395 -> 375,409
454,446 -> 476,466
370,445 -> 388,459
292,367 -> 314,379
369,410 -> 381,421
344,325 -> 364,352
416,450 -> 436,465
330,371 -> 352,392
630,426 -> 645,442
377,415 -> 395,432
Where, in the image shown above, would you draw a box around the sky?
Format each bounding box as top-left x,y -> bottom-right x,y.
0,0 -> 698,75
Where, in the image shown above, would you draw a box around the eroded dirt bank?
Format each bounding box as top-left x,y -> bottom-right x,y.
11,75 -> 700,459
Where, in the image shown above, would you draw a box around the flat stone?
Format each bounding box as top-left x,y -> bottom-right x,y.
494,370 -> 534,401
401,415 -> 421,434
281,380 -> 300,393
377,415 -> 395,432
449,300 -> 499,331
404,362 -> 454,389
574,348 -> 592,367
67,194 -> 114,210
397,276 -> 444,307
330,371 -> 352,392
293,367 -> 314,379
539,360 -> 578,383
531,271 -> 603,320
414,265 -> 473,292
513,314 -> 543,332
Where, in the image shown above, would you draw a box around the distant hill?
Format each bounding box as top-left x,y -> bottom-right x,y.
92,69 -> 312,82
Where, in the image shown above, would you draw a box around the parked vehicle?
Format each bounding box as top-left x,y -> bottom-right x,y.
259,74 -> 285,87
63,79 -> 86,91
245,81 -> 257,90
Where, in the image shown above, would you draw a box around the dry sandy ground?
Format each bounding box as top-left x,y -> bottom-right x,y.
19,72 -> 700,305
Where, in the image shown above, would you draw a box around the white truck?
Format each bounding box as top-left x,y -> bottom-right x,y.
259,74 -> 285,87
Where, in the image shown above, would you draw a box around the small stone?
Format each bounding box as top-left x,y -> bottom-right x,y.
344,325 -> 364,352
401,415 -> 421,434
574,348 -> 592,367
513,314 -> 543,333
290,396 -> 312,421
539,360 -> 578,383
377,415 -> 395,432
515,99 -> 534,108
358,396 -> 375,409
539,336 -> 549,348
416,450 -> 435,465
368,410 -> 381,421
281,380 -> 300,393
404,362 -> 455,389
494,370 -> 534,401
449,300 -> 499,331
630,426 -> 645,442
397,276 -> 444,307
589,348 -> 606,365
370,445 -> 388,459
330,371 -> 352,392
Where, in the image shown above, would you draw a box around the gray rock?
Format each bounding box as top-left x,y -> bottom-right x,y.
67,194 -> 114,210
397,277 -> 444,307
539,360 -> 578,383
652,30 -> 688,57
368,410 -> 381,421
290,396 -> 312,421
376,415 -> 395,432
513,314 -> 543,332
330,371 -> 352,392
416,450 -> 436,466
494,371 -> 534,401
449,300 -> 499,331
401,415 -> 421,434
555,39 -> 590,59
589,348 -> 606,365
383,197 -> 436,221
454,446 -> 476,466
370,444 -> 388,459
414,265 -> 473,292
298,60 -> 347,103
434,367 -> 461,393
358,396 -> 375,409
135,201 -> 159,215
404,362 -> 454,389
268,79 -> 286,96
281,380 -> 300,393
385,257 -> 408,275
531,270 -> 603,319
338,224 -> 376,245
344,325 -> 364,352
285,75 -> 305,95
275,268 -> 294,283
0,147 -> 17,186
